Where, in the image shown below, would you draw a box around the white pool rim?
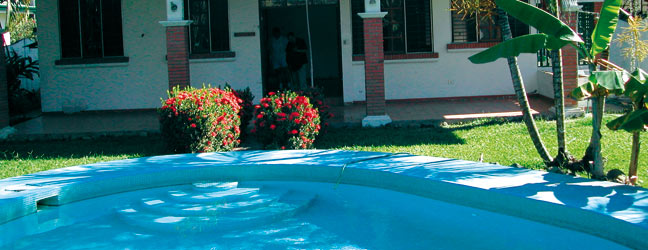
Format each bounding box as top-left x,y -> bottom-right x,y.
1,150 -> 647,248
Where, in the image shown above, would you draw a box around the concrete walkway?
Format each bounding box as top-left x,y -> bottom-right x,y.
8,96 -> 554,138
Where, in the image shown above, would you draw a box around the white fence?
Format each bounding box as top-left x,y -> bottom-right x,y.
8,38 -> 39,91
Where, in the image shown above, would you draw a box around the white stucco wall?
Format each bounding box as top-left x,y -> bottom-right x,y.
38,0 -> 169,112
39,0 -> 543,111
189,0 -> 262,100
342,0 -> 540,103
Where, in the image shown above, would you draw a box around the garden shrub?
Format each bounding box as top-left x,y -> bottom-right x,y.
232,87 -> 254,137
159,86 -> 242,153
252,91 -> 320,149
298,87 -> 334,135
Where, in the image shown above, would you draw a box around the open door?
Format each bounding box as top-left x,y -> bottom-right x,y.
259,0 -> 343,98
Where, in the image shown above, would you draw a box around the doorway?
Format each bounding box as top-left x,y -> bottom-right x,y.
259,0 -> 343,98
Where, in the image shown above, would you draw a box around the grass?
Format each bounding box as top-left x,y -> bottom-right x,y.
0,136 -> 165,179
317,116 -> 648,184
1,115 -> 646,185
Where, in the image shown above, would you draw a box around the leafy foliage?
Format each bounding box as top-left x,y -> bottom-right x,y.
5,49 -> 39,116
230,86 -> 254,137
469,34 -> 568,63
3,0 -> 37,43
494,0 -> 583,43
571,71 -> 628,99
450,0 -> 497,21
6,14 -> 36,43
590,0 -> 623,57
252,91 -> 320,149
616,18 -> 648,64
159,86 -> 242,153
607,69 -> 648,132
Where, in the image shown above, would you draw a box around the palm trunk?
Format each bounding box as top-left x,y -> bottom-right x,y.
550,50 -> 567,154
548,2 -> 567,155
497,8 -> 553,163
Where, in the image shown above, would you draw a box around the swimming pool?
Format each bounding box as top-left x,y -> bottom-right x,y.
1,150 -> 647,249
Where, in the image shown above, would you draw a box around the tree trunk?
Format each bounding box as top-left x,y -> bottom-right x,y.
589,94 -> 606,178
497,8 -> 553,163
548,1 -> 567,155
628,131 -> 640,184
550,49 -> 567,154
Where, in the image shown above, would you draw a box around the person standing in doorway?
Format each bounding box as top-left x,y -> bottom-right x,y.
286,32 -> 308,91
269,27 -> 289,90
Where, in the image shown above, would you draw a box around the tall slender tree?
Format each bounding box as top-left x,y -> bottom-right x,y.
497,8 -> 554,163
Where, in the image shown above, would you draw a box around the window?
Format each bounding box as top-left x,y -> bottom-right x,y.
184,0 -> 230,54
351,0 -> 433,55
450,2 -> 529,43
58,0 -> 124,59
578,2 -> 594,65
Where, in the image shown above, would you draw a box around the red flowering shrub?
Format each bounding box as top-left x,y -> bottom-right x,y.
252,91 -> 320,149
298,87 -> 334,136
159,86 -> 242,153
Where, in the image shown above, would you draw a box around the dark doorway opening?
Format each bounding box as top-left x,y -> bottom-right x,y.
259,0 -> 343,98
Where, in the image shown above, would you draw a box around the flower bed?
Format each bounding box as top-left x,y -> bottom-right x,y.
159,86 -> 242,153
252,91 -> 320,149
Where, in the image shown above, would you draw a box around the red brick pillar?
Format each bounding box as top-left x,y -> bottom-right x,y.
0,44 -> 8,127
561,11 -> 579,107
160,21 -> 192,90
359,12 -> 391,127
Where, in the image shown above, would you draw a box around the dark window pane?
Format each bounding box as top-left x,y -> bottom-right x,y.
405,0 -> 432,52
210,0 -> 229,52
102,0 -> 124,56
578,2 -> 594,64
79,0 -> 103,58
351,0 -> 364,55
451,10 -> 474,43
188,0 -> 211,54
59,0 -> 81,58
382,0 -> 405,54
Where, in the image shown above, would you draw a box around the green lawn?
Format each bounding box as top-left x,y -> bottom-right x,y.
1,115 -> 646,185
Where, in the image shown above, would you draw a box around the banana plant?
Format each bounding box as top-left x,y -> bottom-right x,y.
469,0 -> 583,165
571,0 -> 625,179
607,68 -> 648,185
469,0 -> 625,179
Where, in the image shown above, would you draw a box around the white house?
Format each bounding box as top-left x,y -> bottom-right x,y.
33,0 -> 588,126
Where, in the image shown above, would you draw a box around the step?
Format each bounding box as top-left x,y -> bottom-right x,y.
167,187 -> 261,204
137,194 -> 281,216
116,192 -> 316,233
191,182 -> 238,192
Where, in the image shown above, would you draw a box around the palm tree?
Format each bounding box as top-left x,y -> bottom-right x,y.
547,1 -> 568,160
496,8 -> 554,163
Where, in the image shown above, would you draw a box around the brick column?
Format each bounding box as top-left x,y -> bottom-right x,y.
161,21 -> 192,90
359,12 -> 391,127
561,11 -> 579,107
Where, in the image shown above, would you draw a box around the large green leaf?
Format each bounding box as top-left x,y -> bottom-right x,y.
590,0 -> 623,56
571,80 -> 596,99
607,109 -> 648,132
469,34 -> 569,64
495,0 -> 583,43
590,70 -> 628,94
625,68 -> 648,103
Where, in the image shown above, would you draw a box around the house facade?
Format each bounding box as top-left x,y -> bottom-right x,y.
34,0 -> 588,125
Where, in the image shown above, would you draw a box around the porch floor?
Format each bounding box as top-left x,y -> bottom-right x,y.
10,96 -> 553,138
328,95 -> 553,124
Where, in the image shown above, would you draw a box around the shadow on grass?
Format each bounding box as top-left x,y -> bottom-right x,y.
316,118 -> 516,148
0,136 -> 166,161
